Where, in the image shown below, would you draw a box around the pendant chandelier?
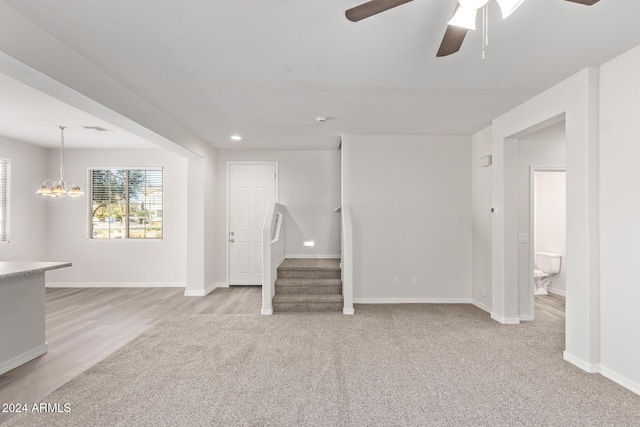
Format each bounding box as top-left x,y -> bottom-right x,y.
36,126 -> 84,198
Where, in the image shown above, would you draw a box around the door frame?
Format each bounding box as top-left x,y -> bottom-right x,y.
528,165 -> 566,319
226,161 -> 279,287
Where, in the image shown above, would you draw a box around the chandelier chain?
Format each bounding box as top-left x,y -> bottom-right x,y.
59,126 -> 65,183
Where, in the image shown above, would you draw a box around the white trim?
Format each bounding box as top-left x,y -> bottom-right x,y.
226,161 -> 279,288
520,315 -> 534,321
528,165 -> 566,321
0,344 -> 48,376
341,203 -> 354,316
284,254 -> 341,259
87,167 -> 164,241
270,212 -> 283,244
600,366 -> 640,396
46,282 -> 185,288
261,308 -> 273,315
184,282 -> 217,296
353,298 -> 472,304
548,287 -> 566,297
472,299 -> 491,313
343,308 -> 355,315
563,351 -> 601,373
214,282 -> 229,288
277,256 -> 286,267
491,313 -> 521,324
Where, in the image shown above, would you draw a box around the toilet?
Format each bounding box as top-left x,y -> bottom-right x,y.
534,252 -> 561,296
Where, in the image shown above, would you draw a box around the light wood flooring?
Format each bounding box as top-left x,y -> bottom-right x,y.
0,286 -> 261,425
535,292 -> 566,320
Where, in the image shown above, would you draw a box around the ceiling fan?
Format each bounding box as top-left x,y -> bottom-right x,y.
345,0 -> 601,57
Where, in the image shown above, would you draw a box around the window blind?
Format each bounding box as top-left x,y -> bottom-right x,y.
89,168 -> 163,239
0,158 -> 9,243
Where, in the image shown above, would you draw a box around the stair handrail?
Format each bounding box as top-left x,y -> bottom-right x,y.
261,202 -> 286,315
342,203 -> 354,314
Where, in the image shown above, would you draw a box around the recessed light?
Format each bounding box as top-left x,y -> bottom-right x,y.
230,135 -> 242,141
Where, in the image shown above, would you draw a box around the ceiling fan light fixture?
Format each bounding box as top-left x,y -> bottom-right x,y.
458,0 -> 489,9
448,5 -> 479,30
496,0 -> 526,18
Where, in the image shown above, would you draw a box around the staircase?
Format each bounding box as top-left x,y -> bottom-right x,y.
272,258 -> 343,312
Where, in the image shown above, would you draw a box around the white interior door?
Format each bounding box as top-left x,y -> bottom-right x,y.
229,163 -> 276,285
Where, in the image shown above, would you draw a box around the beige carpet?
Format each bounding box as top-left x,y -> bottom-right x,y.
5,304 -> 640,426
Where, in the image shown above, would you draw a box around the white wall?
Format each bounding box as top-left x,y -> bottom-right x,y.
490,67 -> 600,373
0,136 -> 48,261
45,149 -> 188,287
0,4 -> 216,294
471,127 -> 492,312
342,135 -> 471,302
215,150 -> 341,285
599,43 -> 640,394
535,171 -> 566,295
517,123 -> 566,316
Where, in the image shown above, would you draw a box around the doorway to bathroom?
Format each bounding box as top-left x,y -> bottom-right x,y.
530,167 -> 566,320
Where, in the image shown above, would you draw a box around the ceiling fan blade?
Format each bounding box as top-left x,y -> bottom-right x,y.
436,25 -> 468,57
345,0 -> 414,22
564,0 -> 600,5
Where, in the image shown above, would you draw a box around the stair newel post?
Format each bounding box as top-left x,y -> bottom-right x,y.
342,203 -> 355,315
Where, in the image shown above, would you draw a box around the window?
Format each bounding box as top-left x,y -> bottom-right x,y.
89,168 -> 163,239
0,158 -> 9,242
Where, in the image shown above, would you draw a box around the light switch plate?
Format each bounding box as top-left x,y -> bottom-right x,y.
518,233 -> 529,243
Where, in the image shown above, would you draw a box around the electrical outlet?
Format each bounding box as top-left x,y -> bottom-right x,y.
393,277 -> 399,286
411,277 -> 417,286
156,265 -> 162,273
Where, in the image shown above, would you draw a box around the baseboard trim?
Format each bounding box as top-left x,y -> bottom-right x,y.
600,366 -> 640,396
184,283 -> 217,297
261,308 -> 273,315
214,282 -> 229,288
490,313 -> 521,324
277,257 -> 286,267
519,314 -> 534,321
563,351 -> 601,373
46,282 -> 185,288
284,254 -> 341,259
471,299 -> 491,313
343,308 -> 355,315
548,287 -> 567,297
0,344 -> 48,375
353,298 -> 472,304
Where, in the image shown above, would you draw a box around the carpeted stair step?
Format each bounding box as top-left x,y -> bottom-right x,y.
272,293 -> 343,312
275,278 -> 342,295
277,258 -> 341,280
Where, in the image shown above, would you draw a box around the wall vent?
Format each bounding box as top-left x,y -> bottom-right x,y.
82,126 -> 112,133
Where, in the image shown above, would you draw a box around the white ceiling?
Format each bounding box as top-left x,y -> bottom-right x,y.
0,73 -> 160,149
2,0 -> 640,150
